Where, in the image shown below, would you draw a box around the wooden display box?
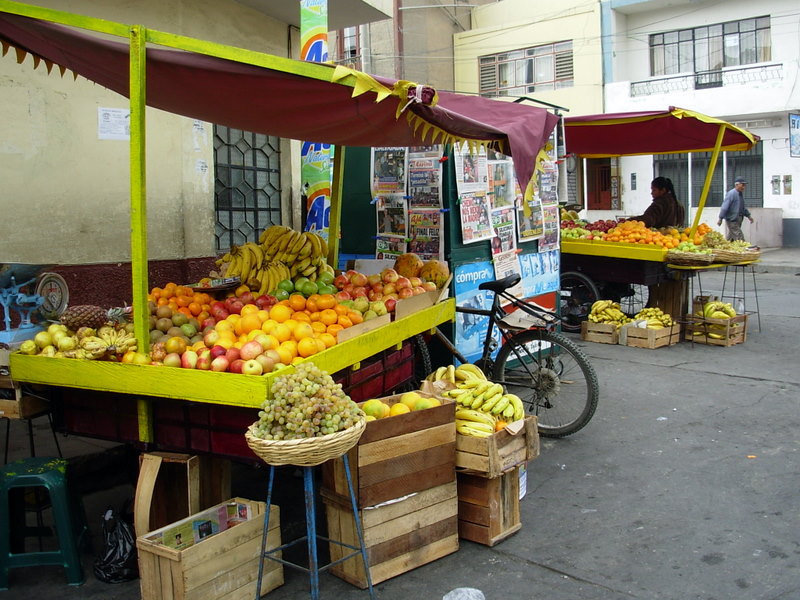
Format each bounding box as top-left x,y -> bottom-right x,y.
580,321 -> 619,344
455,416 -> 539,479
322,481 -> 459,588
321,392 -> 455,508
684,314 -> 748,347
619,323 -> 681,349
0,373 -> 49,419
457,467 -> 521,547
137,498 -> 281,600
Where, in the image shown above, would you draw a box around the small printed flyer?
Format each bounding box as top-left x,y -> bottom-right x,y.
539,204 -> 561,251
376,235 -> 406,260
518,198 -> 544,242
492,250 -> 524,301
488,159 -> 517,209
376,194 -> 408,237
489,206 -> 517,255
408,209 -> 444,260
408,146 -> 443,209
371,147 -> 408,195
459,192 -> 493,244
454,144 -> 489,195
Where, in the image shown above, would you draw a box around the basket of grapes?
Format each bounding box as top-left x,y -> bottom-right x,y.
245,362 -> 367,467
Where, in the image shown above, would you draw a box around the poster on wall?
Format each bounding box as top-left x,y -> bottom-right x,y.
408,146 -> 443,208
538,205 -> 561,252
376,195 -> 407,237
454,144 -> 489,194
376,235 -> 406,260
453,261 -> 501,364
488,159 -> 517,208
371,147 -> 408,195
408,210 -> 444,260
538,160 -> 559,206
519,250 -> 560,298
492,250 -> 524,300
489,206 -> 517,255
791,114 -> 800,158
518,198 -> 544,242
459,192 -> 494,244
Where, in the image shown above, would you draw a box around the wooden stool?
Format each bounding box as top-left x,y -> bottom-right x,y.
0,457 -> 87,589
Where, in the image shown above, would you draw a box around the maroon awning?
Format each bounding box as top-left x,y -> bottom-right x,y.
0,11 -> 559,189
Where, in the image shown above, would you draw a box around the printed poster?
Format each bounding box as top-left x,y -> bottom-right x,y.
518,198 -> 544,242
538,160 -> 559,206
539,205 -> 561,251
408,146 -> 443,208
454,144 -> 489,195
376,236 -> 406,260
459,192 -> 493,244
519,249 -> 560,298
488,159 -> 517,209
376,194 -> 407,237
408,209 -> 444,260
453,261 -> 501,364
492,250 -> 524,301
489,206 -> 517,255
371,147 -> 408,195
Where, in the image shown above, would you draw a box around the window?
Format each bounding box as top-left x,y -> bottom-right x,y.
479,41 -> 573,97
335,26 -> 361,69
650,17 -> 770,77
214,126 -> 281,253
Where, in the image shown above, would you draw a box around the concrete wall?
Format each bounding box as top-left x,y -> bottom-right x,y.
453,0 -> 604,115
0,0 -> 293,265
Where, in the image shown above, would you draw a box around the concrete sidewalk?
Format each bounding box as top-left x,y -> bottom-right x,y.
754,246 -> 799,275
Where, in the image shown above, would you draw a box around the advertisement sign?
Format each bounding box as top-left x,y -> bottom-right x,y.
453,261 -> 501,364
790,113 -> 800,158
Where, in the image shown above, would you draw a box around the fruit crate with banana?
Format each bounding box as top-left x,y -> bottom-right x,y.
456,466 -> 522,547
685,297 -> 748,347
430,363 -> 540,479
618,307 -> 681,349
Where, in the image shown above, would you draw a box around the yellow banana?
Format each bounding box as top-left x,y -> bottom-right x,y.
445,365 -> 456,384
507,394 -> 525,421
479,391 -> 503,413
491,396 -> 511,415
502,403 -> 515,419
457,363 -> 487,380
470,391 -> 487,410
455,408 -> 496,427
456,422 -> 493,438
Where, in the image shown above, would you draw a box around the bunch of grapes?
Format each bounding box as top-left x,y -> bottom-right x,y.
251,362 -> 364,441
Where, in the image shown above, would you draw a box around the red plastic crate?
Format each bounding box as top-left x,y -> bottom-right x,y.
382,340 -> 415,392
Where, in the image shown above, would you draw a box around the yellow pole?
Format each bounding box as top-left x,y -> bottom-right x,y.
689,124 -> 726,238
327,145 -> 345,268
129,24 -> 153,443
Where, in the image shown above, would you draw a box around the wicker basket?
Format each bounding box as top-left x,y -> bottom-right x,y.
245,418 -> 366,467
711,249 -> 761,263
665,250 -> 714,266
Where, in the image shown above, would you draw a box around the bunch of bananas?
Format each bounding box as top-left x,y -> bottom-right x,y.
588,300 -> 631,328
455,409 -> 497,438
632,307 -> 674,329
97,326 -> 137,358
426,363 -> 486,385
215,242 -> 292,296
260,226 -> 332,281
443,380 -> 524,421
699,300 -> 737,320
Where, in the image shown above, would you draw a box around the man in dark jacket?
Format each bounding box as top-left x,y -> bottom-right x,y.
717,177 -> 754,241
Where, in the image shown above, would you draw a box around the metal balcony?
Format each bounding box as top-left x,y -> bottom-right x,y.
630,63 -> 783,97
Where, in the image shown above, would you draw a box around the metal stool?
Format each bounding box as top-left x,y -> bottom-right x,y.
0,457 -> 86,589
721,263 -> 761,332
255,455 -> 374,600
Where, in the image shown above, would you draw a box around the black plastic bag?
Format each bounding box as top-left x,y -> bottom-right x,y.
93,504 -> 139,583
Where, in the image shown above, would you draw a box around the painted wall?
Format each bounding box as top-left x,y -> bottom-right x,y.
0,0 -> 292,265
453,0 -> 604,116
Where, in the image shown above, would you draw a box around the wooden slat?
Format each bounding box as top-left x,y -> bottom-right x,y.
357,442 -> 454,488
369,535 -> 459,587
357,398 -> 453,444
368,515 -> 458,565
357,422 -> 454,467
359,462 -> 455,508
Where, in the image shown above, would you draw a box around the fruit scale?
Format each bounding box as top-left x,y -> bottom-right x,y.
0,263 -> 68,348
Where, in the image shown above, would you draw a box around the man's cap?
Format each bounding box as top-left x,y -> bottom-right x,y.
735,177 -> 747,184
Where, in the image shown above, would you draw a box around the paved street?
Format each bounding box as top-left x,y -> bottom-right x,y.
2,263 -> 798,600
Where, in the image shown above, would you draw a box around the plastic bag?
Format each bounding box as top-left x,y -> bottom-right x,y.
93,504 -> 139,583
443,588 -> 485,600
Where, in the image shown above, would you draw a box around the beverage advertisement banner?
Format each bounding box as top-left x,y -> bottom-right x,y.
453,261 -> 501,364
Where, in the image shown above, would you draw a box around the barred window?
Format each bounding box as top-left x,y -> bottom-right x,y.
479,41 -> 573,97
650,17 -> 770,77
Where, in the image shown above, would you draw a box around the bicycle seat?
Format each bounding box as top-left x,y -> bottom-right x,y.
479,274 -> 520,294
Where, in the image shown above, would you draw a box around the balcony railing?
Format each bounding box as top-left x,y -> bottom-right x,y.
630,63 -> 783,97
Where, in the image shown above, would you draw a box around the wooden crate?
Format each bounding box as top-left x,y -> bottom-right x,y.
321,392 -> 455,508
580,321 -> 619,344
137,498 -> 282,600
620,323 -> 681,349
684,314 -> 747,347
322,481 -> 459,588
455,416 -> 539,479
0,374 -> 50,419
457,467 -> 521,547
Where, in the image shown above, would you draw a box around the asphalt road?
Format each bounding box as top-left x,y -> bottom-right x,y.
3,268 -> 798,600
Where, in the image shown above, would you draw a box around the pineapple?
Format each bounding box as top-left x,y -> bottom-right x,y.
59,305 -> 129,331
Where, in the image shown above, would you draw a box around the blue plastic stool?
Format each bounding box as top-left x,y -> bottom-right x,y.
0,457 -> 86,589
255,454 -> 375,600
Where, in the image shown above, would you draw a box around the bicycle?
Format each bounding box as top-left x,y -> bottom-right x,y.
559,271 -> 649,333
423,273 -> 599,437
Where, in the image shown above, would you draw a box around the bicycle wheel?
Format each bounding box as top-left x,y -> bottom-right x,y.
617,283 -> 649,316
492,329 -> 599,437
559,271 -> 600,333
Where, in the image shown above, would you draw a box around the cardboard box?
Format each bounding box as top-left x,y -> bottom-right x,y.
580,321 -> 619,344
321,390 -> 455,508
457,467 -> 521,547
619,322 -> 681,349
322,481 -> 459,588
137,498 -> 282,600
684,313 -> 748,347
455,415 -> 539,478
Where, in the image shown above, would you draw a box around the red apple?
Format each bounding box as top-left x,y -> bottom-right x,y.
241,359 -> 263,376
398,287 -> 414,299
409,276 -> 422,287
264,349 -> 281,364
350,272 -> 368,287
381,268 -> 399,283
368,290 -> 383,302
367,273 -> 382,287
201,317 -> 217,330
239,291 -> 255,305
352,287 -> 368,298
254,354 -> 276,373
225,347 -> 241,363
226,300 -> 244,315
412,286 -> 426,296
333,274 -> 349,290
163,352 -> 182,368
370,282 -> 384,295
227,358 -> 244,374
383,282 -> 397,296
335,290 -> 352,302
181,350 -> 198,369
195,349 -> 212,370
255,294 -> 277,310
395,276 -> 411,290
210,301 -> 226,313
211,356 -> 231,372
343,283 -> 355,295
422,281 -> 437,292
384,297 -> 397,312
345,269 -> 360,279
210,345 -> 228,359
240,340 -> 264,361
211,306 -> 229,320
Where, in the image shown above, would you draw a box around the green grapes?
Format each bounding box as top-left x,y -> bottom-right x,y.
251,362 -> 364,441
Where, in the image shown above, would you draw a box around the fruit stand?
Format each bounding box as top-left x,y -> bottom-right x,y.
0,4 -> 557,453
559,108 -> 759,335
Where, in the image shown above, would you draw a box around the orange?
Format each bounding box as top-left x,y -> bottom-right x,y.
240,304 -> 260,316
235,284 -> 250,298
327,324 -> 344,337
347,311 -> 364,325
261,319 -> 277,334
389,403 -> 411,417
279,340 -> 298,358
215,337 -> 234,349
216,320 -> 235,333
247,329 -> 265,342
317,294 -> 336,310
311,321 -> 327,334
309,311 -> 321,322
168,302 -> 179,313
275,346 -> 294,365
293,322 -> 314,342
164,336 -> 188,355
283,319 -> 299,333
320,309 -> 338,326
337,315 -> 353,328
288,294 -> 307,311
197,311 -> 210,323
178,307 -> 193,317
273,323 -> 292,343
291,356 -> 306,365
269,304 -> 292,323
297,337 -> 320,358
157,297 -> 169,307
314,338 -> 327,353
238,313 -> 262,336
293,311 -> 311,323
319,332 -> 337,348
176,295 -> 191,308
334,304 -> 349,316
305,294 -> 321,312
257,309 -> 270,322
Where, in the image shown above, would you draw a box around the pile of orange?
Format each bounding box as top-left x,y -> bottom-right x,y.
148,282 -> 213,322
207,293 -> 364,366
601,220 -> 710,248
